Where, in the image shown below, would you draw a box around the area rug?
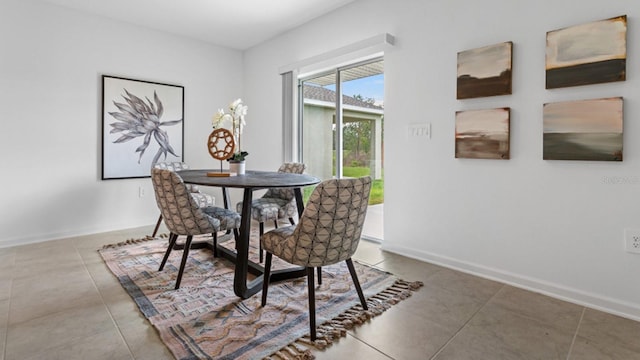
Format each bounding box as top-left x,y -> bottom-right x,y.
99,232 -> 422,360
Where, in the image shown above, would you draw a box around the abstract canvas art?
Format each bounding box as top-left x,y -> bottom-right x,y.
546,15 -> 627,89
102,76 -> 184,180
543,97 -> 623,161
457,42 -> 512,99
455,108 -> 510,160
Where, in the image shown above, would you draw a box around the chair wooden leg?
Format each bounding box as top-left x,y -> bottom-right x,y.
261,252 -> 273,306
174,235 -> 193,290
346,258 -> 368,310
317,267 -> 322,285
158,233 -> 177,271
212,232 -> 218,258
259,222 -> 265,263
152,214 -> 163,237
307,267 -> 317,341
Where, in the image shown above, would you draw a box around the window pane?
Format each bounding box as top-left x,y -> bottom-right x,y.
301,75 -> 337,182
300,59 -> 384,206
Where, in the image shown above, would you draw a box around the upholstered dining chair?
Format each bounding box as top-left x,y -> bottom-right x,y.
260,176 -> 372,341
151,168 -> 240,289
151,162 -> 215,238
236,162 -> 306,262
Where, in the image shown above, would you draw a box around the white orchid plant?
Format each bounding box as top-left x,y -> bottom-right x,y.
212,98 -> 248,161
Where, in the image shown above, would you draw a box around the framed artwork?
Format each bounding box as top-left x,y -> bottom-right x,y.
102,75 -> 184,180
543,97 -> 623,161
546,15 -> 626,89
455,108 -> 510,160
457,41 -> 513,99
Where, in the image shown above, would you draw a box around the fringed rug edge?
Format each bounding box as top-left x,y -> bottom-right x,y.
99,234 -> 168,250
264,278 -> 424,360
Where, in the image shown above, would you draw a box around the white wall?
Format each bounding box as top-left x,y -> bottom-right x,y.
0,0 -> 243,246
243,0 -> 640,320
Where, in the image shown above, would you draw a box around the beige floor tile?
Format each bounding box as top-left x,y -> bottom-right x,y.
568,308 -> 640,359
11,263 -> 93,295
376,252 -> 445,282
0,299 -> 8,360
85,262 -> 148,327
86,261 -> 126,292
489,286 -> 583,332
353,240 -> 387,266
18,327 -> 133,360
314,333 -> 392,360
9,283 -> 103,325
349,306 -> 457,359
434,301 -> 575,360
5,303 -> 116,359
117,317 -> 175,360
9,264 -> 104,325
0,279 -> 11,302
78,246 -> 108,265
569,336 -> 640,360
0,250 -> 16,273
12,246 -> 84,279
0,251 -> 14,303
0,330 -> 5,360
0,299 -> 8,321
101,287 -> 148,327
12,238 -> 76,260
421,267 -> 503,300
393,279 -> 494,330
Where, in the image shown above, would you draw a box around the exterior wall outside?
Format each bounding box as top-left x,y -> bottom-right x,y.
303,104 -> 383,180
302,105 -> 334,180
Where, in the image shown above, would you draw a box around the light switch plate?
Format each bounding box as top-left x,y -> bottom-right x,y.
408,123 -> 431,139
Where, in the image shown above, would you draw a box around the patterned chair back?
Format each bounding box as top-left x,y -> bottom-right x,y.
153,161 -> 190,171
290,176 -> 372,267
262,162 -> 306,201
151,168 -> 217,236
154,162 -> 202,193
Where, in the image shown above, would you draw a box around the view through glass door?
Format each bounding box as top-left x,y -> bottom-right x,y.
299,59 -> 384,241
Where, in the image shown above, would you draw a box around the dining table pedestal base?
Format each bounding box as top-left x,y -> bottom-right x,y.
177,169 -> 320,299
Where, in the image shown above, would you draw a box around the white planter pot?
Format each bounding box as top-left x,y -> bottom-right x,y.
229,161 -> 245,175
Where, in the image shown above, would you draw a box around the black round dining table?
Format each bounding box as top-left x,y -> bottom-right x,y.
178,169 -> 321,299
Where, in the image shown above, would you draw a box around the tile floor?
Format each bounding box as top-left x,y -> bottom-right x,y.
1,225 -> 640,360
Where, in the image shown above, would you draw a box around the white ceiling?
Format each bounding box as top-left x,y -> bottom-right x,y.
39,0 -> 356,50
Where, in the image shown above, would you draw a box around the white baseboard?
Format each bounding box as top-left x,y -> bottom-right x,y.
1,229 -> 101,249
382,243 -> 640,322
0,222 -> 152,249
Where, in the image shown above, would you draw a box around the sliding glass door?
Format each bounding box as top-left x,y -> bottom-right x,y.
299,58 -> 384,240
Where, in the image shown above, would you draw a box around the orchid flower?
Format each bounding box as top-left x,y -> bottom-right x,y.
212,98 -> 248,158
212,109 -> 233,128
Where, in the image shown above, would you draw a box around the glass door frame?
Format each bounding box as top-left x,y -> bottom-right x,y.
297,56 -> 383,180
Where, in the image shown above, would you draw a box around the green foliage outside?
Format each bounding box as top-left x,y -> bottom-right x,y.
301,93 -> 384,206
302,166 -> 383,205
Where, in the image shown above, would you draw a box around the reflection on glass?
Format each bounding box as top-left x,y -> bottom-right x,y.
300,60 -> 384,206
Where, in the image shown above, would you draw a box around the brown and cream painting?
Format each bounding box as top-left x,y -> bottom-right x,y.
457,42 -> 512,99
543,97 -> 623,161
546,15 -> 626,89
455,108 -> 510,160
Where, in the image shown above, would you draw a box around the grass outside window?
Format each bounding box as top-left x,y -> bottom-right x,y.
303,166 -> 383,205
